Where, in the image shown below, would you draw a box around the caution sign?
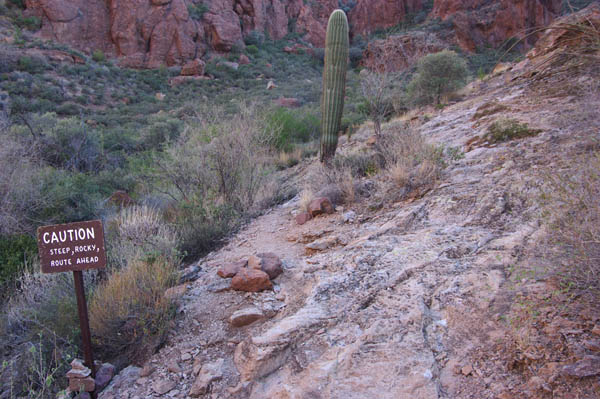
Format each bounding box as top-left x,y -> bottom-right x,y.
37,220 -> 106,274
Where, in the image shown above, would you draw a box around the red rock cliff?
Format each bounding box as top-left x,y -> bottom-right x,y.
24,0 -> 565,68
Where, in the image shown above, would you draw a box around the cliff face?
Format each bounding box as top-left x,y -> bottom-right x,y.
24,0 -> 564,68
431,0 -> 563,51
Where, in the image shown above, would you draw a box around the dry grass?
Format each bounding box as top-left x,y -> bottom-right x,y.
299,189 -> 314,212
89,256 -> 177,364
540,152 -> 600,295
0,126 -> 45,235
374,122 -> 445,202
106,205 -> 179,270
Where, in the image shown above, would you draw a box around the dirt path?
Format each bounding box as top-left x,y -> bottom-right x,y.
98,59 -> 597,399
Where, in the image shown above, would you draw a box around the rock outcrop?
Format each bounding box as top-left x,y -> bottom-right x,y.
431,0 -> 563,51
348,0 -> 425,36
24,0 -> 566,67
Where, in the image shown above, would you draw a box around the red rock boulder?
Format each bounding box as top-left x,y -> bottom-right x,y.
217,259 -> 248,278
308,197 -> 334,217
181,58 -> 205,76
295,212 -> 312,225
230,268 -> 272,292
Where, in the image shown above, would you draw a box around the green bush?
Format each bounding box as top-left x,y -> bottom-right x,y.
0,234 -> 36,288
485,118 -> 542,143
407,50 -> 468,105
92,49 -> 105,63
246,44 -> 259,55
17,56 -> 47,74
90,256 -> 177,364
266,107 -> 319,151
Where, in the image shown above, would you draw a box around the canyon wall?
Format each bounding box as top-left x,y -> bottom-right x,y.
23,0 -> 564,68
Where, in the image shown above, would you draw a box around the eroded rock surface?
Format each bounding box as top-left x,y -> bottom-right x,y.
98,12 -> 600,398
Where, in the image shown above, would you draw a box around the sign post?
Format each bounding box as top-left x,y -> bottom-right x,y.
37,220 -> 107,398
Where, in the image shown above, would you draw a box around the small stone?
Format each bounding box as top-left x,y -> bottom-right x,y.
167,359 -> 182,373
296,212 -> 312,225
592,325 -> 600,336
266,80 -> 276,90
217,260 -> 247,278
153,379 -> 176,395
189,359 -> 224,397
139,364 -> 155,377
229,307 -> 264,327
230,268 -> 272,292
164,283 -> 188,300
67,367 -> 91,379
193,358 -> 203,376
70,359 -> 87,371
342,210 -> 356,223
306,236 -> 338,251
461,365 -> 473,376
256,253 -> 283,280
583,340 -> 600,352
308,197 -> 334,217
221,61 -> 239,70
94,363 -> 115,391
239,54 -> 250,65
69,376 -> 95,392
181,352 -> 192,361
562,355 -> 600,378
247,255 -> 262,270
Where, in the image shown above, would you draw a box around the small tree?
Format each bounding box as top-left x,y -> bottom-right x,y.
359,69 -> 392,137
407,50 -> 468,105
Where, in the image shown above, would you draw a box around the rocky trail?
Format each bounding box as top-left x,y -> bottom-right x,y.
98,18 -> 600,398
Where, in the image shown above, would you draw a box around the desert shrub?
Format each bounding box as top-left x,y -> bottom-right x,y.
540,152 -> 600,295
106,205 -> 179,270
375,121 -> 445,200
13,15 -> 41,31
0,125 -> 51,235
10,113 -> 102,172
485,118 -> 542,143
0,273 -> 80,398
138,114 -> 184,150
92,50 -> 105,63
144,103 -> 279,259
17,56 -> 47,74
265,107 -> 319,151
359,69 -> 395,136
407,50 -> 468,105
89,256 -> 177,364
246,44 -> 259,55
244,30 -> 265,46
0,234 -> 37,289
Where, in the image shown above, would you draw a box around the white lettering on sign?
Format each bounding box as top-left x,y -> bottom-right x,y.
76,256 -> 99,264
42,227 -> 96,244
74,245 -> 96,253
50,259 -> 72,267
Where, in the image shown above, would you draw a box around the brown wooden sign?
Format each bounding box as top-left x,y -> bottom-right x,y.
37,220 -> 106,274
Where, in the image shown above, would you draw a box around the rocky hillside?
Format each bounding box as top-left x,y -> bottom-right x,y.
21,0 -> 568,68
96,5 -> 600,398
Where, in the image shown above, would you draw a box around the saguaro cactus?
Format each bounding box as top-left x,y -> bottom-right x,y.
320,9 -> 349,163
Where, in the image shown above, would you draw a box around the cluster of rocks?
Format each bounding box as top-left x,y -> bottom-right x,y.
295,196 -> 334,225
61,359 -> 114,398
217,252 -> 283,292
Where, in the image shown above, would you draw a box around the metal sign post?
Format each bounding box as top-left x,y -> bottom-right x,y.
37,220 -> 107,398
